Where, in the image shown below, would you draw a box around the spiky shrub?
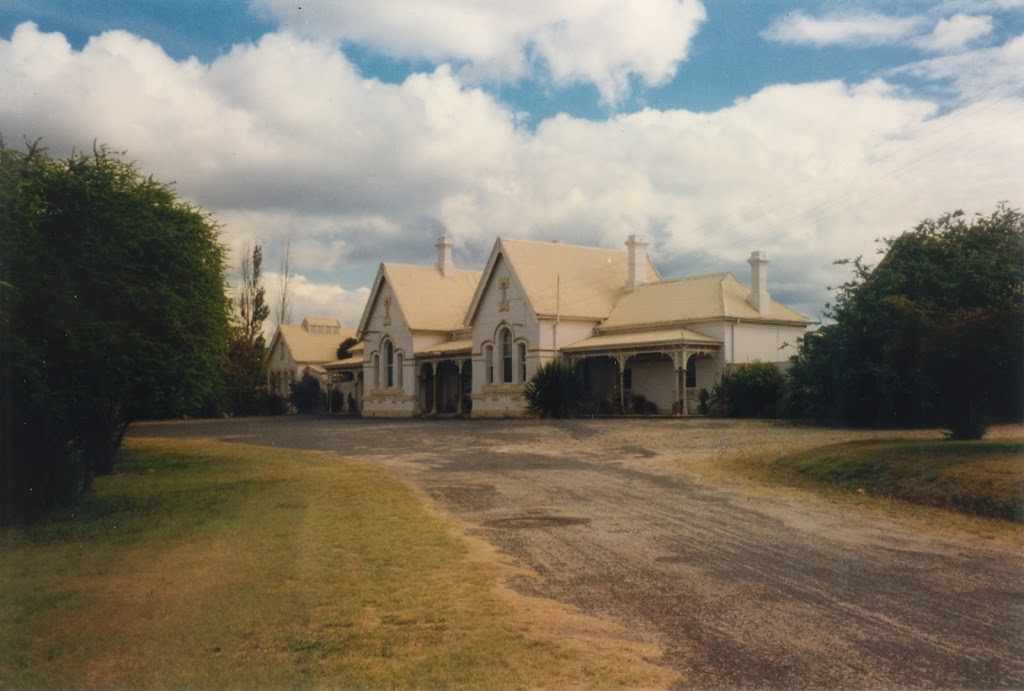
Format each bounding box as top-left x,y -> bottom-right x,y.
524,360 -> 583,419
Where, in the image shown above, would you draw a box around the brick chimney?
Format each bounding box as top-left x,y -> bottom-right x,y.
436,235 -> 454,278
625,234 -> 648,292
748,250 -> 770,314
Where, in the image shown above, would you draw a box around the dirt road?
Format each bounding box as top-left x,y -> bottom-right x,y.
130,416 -> 1024,688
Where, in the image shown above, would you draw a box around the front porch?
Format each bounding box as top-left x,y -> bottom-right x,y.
415,339 -> 473,416
563,329 -> 722,415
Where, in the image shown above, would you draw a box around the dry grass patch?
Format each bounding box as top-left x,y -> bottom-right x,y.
0,438 -> 676,689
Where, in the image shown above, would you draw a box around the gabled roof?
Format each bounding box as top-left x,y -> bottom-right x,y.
358,262 -> 482,335
269,323 -> 357,365
466,237 -> 661,323
598,272 -> 810,331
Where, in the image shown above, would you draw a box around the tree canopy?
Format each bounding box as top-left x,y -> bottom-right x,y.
787,205 -> 1023,439
0,140 -> 230,520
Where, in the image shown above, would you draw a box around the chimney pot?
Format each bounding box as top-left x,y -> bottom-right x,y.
625,234 -> 649,292
748,250 -> 770,314
436,235 -> 455,277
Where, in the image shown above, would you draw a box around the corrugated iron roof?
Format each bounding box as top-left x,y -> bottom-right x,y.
598,273 -> 810,331
382,263 -> 482,332
274,323 -> 357,364
496,238 -> 660,320
563,327 -> 720,352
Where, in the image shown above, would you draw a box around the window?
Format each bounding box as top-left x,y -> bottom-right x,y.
395,352 -> 404,388
485,345 -> 494,384
372,354 -> 379,388
385,340 -> 394,388
518,342 -> 527,382
501,328 -> 513,383
686,356 -> 697,388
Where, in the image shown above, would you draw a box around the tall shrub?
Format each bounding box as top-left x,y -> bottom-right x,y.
710,362 -> 785,418
0,141 -> 230,520
787,205 -> 1023,439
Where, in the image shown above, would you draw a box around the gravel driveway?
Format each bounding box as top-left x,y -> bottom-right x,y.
130,416 -> 1024,689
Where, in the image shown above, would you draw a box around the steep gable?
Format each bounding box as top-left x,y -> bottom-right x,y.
466,237 -> 660,324
382,263 -> 482,332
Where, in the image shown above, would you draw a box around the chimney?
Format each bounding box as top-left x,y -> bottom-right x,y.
435,235 -> 454,278
625,234 -> 648,292
748,250 -> 770,314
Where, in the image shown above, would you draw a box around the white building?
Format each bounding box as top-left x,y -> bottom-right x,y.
266,317 -> 356,399
328,236 -> 809,417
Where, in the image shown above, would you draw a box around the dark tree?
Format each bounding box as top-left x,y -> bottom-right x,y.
0,140 -> 230,520
787,205 -> 1024,439
238,243 -> 270,348
289,371 -> 324,414
220,244 -> 270,415
336,336 -> 359,360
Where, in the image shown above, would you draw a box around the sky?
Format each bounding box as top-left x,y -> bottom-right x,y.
1,0 -> 1022,331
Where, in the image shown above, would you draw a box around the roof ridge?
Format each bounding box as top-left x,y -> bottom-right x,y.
500,236 -> 629,254
634,271 -> 731,287
383,261 -> 482,275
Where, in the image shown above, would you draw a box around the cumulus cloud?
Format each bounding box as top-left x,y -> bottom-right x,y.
891,32 -> 1024,99
250,0 -> 706,102
762,7 -> 1012,56
259,271 -> 370,335
915,13 -> 994,52
1,21 -> 1021,324
761,11 -> 923,47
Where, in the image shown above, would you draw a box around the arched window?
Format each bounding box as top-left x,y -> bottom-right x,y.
501,328 -> 513,383
385,340 -> 394,388
484,345 -> 494,384
395,352 -> 404,388
372,354 -> 379,389
518,342 -> 527,382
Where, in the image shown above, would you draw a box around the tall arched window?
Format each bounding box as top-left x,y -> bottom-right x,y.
484,345 -> 494,384
518,342 -> 527,382
372,354 -> 379,389
385,340 -> 394,388
501,328 -> 513,383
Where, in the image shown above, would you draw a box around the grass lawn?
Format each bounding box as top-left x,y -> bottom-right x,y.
717,435 -> 1024,537
0,438 -> 673,689
770,440 -> 1024,522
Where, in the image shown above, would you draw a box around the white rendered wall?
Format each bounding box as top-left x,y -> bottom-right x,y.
361,279 -> 417,417
628,359 -> 676,411
730,322 -> 805,365
469,255 -> 540,417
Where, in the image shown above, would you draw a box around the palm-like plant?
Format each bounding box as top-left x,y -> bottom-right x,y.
523,360 -> 583,418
